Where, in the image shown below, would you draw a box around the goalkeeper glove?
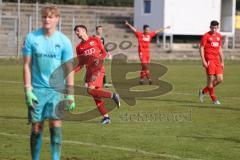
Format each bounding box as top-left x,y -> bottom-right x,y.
25,90 -> 38,107
65,95 -> 76,111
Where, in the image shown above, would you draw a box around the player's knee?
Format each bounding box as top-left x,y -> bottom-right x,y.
32,123 -> 43,133
96,100 -> 104,108
87,88 -> 92,95
217,77 -> 223,83
87,87 -> 95,95
49,120 -> 62,128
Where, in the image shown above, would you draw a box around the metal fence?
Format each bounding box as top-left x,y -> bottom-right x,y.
0,15 -> 18,56
0,1 -> 99,57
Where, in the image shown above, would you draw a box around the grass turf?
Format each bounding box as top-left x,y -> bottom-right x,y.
0,59 -> 239,160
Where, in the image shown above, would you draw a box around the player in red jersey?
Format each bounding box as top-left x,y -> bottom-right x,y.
199,20 -> 224,105
73,25 -> 120,124
125,20 -> 170,85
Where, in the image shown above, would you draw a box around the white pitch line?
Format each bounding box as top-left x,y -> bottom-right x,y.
0,80 -> 23,84
0,80 -> 239,100
171,92 -> 240,100
0,132 -> 203,160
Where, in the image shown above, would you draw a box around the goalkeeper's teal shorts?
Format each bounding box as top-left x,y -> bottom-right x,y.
29,88 -> 64,123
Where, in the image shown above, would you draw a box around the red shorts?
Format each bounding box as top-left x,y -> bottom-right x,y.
139,52 -> 150,64
87,67 -> 105,88
206,60 -> 223,75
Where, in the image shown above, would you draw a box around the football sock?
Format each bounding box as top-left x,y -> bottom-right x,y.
88,89 -> 112,98
145,70 -> 150,79
30,130 -> 43,160
50,127 -> 62,160
94,98 -> 108,116
208,87 -> 217,101
202,86 -> 209,94
140,70 -> 146,79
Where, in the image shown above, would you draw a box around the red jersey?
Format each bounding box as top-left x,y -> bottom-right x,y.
200,31 -> 222,61
135,31 -> 156,53
75,36 -> 106,80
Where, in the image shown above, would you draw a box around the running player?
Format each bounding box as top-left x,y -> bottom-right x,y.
199,20 -> 224,105
23,6 -> 75,160
125,20 -> 170,84
94,25 -> 112,88
74,25 -> 120,124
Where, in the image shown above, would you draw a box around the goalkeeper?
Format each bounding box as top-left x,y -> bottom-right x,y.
23,5 -> 75,160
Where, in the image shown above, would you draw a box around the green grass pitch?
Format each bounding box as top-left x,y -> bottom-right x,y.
0,58 -> 239,160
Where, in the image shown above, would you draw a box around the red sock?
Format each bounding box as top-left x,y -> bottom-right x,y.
145,70 -> 151,79
208,87 -> 217,101
88,89 -> 112,98
94,98 -> 107,116
202,86 -> 209,94
140,70 -> 146,79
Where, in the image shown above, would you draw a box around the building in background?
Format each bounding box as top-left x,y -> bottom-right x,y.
134,0 -> 236,49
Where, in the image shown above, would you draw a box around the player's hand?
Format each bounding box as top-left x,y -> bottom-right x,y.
125,20 -> 130,26
25,90 -> 38,107
221,62 -> 224,69
202,60 -> 208,68
65,95 -> 76,111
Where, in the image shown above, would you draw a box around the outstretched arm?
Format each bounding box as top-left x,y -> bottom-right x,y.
125,20 -> 137,33
155,26 -> 171,34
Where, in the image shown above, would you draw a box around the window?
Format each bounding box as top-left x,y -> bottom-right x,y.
144,0 -> 151,14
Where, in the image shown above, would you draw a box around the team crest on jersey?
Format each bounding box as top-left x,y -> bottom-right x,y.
216,37 -> 220,41
55,44 -> 61,49
90,41 -> 94,46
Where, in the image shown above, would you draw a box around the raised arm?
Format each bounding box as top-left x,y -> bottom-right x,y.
125,20 -> 137,33
154,26 -> 171,34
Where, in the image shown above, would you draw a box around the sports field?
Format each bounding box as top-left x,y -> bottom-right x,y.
0,58 -> 239,160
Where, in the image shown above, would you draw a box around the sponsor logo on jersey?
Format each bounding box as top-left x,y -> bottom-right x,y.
83,48 -> 96,56
55,44 -> 61,49
35,53 -> 57,58
90,41 -> 94,46
211,42 -> 219,47
142,35 -> 150,42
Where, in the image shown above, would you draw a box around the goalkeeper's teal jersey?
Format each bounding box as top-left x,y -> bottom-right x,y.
22,28 -> 73,88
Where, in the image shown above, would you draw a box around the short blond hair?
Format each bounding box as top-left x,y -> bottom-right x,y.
41,5 -> 60,17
